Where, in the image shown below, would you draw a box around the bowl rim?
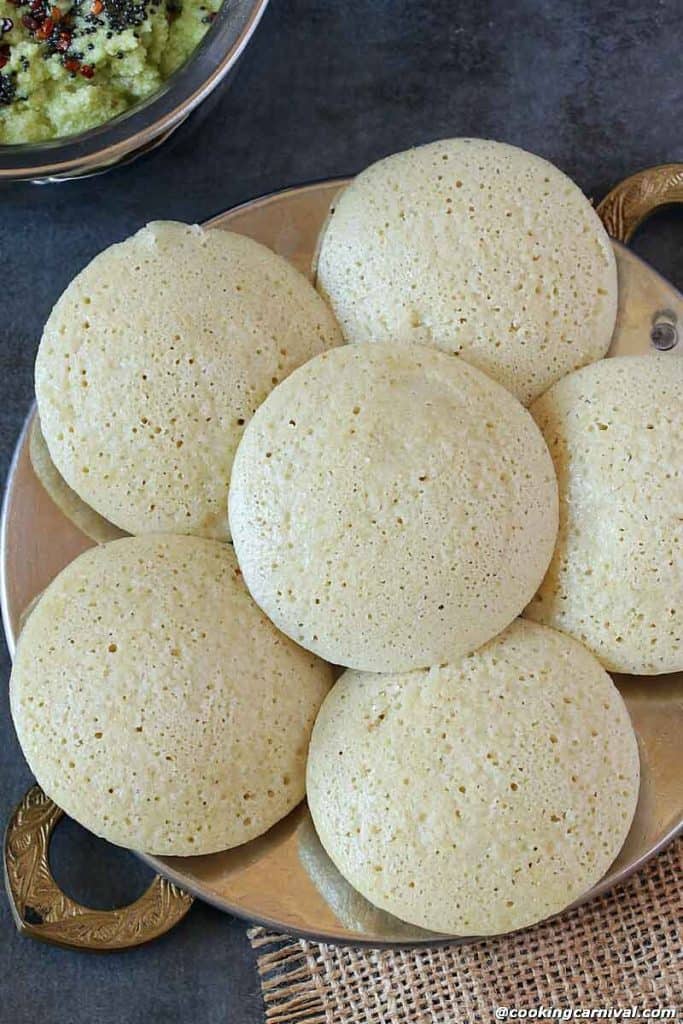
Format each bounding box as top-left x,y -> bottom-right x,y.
0,0 -> 269,180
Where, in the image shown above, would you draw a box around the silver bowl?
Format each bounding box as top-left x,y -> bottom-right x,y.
0,0 -> 268,183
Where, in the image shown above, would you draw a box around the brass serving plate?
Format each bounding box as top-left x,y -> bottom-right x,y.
2,172 -> 683,949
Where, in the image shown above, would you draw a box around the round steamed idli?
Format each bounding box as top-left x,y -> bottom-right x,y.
307,619 -> 640,936
315,138 -> 617,405
10,535 -> 333,856
526,354 -> 683,674
29,416 -> 126,544
229,343 -> 558,672
35,221 -> 342,540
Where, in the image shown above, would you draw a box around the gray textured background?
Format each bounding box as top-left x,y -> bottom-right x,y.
1,2 -> 681,1022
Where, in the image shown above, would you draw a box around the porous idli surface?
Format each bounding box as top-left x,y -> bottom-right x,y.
10,535 -> 333,856
35,221 -> 341,540
526,354 -> 683,674
315,138 -> 617,405
30,416 -> 126,544
307,619 -> 640,936
229,343 -> 558,672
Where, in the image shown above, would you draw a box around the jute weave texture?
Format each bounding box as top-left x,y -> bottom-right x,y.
249,839 -> 682,1023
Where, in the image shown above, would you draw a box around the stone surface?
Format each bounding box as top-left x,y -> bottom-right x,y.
0,1 -> 681,1021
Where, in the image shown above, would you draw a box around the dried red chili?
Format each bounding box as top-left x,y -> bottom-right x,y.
36,16 -> 54,39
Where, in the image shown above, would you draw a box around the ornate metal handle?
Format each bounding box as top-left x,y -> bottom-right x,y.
4,786 -> 194,951
597,163 -> 683,242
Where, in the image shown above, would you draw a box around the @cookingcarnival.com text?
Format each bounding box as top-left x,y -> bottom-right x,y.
495,1008 -> 677,1020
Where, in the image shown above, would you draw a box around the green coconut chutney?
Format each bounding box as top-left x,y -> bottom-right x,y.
0,0 -> 221,143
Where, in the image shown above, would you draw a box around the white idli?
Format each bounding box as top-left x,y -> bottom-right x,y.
307,619 -> 640,936
10,535 -> 333,856
29,416 -> 126,544
315,138 -> 617,405
229,343 -> 558,672
35,221 -> 342,540
526,354 -> 683,674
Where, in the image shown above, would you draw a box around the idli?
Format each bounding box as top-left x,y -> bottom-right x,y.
229,343 -> 558,672
10,535 -> 333,856
526,354 -> 683,674
307,619 -> 640,936
35,221 -> 342,540
315,139 -> 617,405
29,416 -> 126,544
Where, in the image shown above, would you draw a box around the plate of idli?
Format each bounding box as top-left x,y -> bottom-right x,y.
2,143 -> 682,948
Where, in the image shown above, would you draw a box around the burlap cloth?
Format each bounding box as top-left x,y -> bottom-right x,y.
248,839 -> 682,1023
